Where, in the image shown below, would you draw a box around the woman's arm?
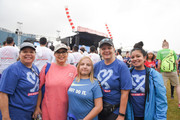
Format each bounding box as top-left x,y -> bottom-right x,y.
32,90 -> 42,119
116,90 -> 130,120
0,92 -> 11,120
83,97 -> 103,120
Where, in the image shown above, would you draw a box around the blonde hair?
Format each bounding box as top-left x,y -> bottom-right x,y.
76,56 -> 96,83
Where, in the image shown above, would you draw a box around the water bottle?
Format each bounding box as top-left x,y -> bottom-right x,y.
36,114 -> 42,120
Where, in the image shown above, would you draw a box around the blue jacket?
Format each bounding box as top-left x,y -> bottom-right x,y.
126,68 -> 167,120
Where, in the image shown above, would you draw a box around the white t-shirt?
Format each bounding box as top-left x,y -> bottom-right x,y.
72,52 -> 83,66
0,46 -> 19,74
34,46 -> 54,71
86,53 -> 101,64
66,53 -> 75,65
116,55 -> 123,61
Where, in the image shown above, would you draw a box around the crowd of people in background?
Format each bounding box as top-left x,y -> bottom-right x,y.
0,36 -> 179,120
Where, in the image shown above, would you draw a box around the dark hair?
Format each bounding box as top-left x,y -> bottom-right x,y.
23,39 -> 34,44
117,49 -> 122,55
73,45 -> 79,52
146,53 -> 155,61
131,41 -> 146,57
90,45 -> 96,53
40,37 -> 47,45
49,45 -> 55,51
80,47 -> 85,53
6,37 -> 14,44
3,41 -> 7,45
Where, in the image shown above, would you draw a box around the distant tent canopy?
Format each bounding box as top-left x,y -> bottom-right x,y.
61,26 -> 108,49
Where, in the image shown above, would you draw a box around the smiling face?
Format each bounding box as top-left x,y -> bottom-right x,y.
131,50 -> 146,70
100,44 -> 115,61
78,57 -> 93,78
19,47 -> 36,68
54,48 -> 68,66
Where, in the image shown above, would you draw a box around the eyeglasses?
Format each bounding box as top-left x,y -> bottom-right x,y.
55,51 -> 67,55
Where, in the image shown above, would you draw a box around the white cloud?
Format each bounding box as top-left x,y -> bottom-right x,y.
0,0 -> 180,53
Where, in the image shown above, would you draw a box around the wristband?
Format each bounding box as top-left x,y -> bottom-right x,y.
119,112 -> 125,117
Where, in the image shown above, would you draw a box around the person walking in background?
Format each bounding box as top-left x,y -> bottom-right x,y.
94,38 -> 132,120
67,56 -> 103,120
144,51 -> 156,69
87,45 -> 101,64
0,37 -> 19,80
0,42 -> 39,120
34,37 -> 54,71
33,43 -> 77,120
156,39 -> 180,108
126,41 -> 167,120
123,51 -> 131,68
116,49 -> 123,61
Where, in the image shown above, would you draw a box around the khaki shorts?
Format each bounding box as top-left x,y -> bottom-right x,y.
161,72 -> 179,86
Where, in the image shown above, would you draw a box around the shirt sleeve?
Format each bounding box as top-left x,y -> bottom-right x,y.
156,51 -> 161,60
0,65 -> 19,94
39,64 -> 46,89
119,62 -> 132,90
92,80 -> 103,99
151,69 -> 167,119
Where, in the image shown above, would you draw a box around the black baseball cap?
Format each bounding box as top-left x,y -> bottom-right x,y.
99,38 -> 114,48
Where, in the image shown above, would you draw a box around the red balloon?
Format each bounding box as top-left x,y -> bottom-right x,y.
67,15 -> 70,18
69,19 -> 72,22
65,8 -> 68,11
66,12 -> 69,14
70,23 -> 73,25
72,26 -> 75,29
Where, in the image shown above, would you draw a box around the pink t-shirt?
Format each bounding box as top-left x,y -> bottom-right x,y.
39,63 -> 77,120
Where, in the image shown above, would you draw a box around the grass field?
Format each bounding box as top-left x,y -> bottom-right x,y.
166,79 -> 180,120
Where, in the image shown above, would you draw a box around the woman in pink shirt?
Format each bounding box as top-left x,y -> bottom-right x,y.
33,43 -> 77,120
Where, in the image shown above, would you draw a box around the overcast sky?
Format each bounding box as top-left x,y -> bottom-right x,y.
0,0 -> 180,53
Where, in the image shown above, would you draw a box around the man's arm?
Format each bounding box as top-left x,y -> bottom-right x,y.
176,60 -> 179,75
116,90 -> 130,120
157,60 -> 161,72
0,92 -> 11,120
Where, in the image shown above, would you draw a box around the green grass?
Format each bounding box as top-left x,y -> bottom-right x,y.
166,79 -> 180,120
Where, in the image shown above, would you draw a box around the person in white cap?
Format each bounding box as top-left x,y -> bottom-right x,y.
144,50 -> 156,69
33,43 -> 77,120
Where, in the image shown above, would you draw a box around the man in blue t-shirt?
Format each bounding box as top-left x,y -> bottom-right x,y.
94,38 -> 132,120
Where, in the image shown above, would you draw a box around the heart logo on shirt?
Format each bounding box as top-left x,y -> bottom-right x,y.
97,69 -> 113,89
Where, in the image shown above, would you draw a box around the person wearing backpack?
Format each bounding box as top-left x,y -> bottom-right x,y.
126,41 -> 167,120
156,39 -> 180,108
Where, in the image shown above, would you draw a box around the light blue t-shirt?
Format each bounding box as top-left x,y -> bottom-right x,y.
94,59 -> 132,114
0,61 -> 39,119
68,78 -> 103,120
130,69 -> 146,117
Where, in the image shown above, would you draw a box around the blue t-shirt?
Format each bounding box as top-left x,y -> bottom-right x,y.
68,78 -> 102,120
130,69 -> 146,117
0,61 -> 39,118
94,59 -> 132,114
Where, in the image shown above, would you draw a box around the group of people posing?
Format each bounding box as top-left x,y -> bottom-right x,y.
0,37 -> 173,120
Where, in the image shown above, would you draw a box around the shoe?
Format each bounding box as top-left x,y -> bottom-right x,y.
178,104 -> 180,109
